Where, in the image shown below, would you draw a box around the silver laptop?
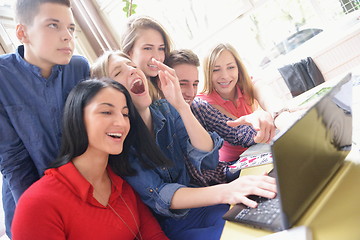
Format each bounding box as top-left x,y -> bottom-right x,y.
223,73 -> 353,231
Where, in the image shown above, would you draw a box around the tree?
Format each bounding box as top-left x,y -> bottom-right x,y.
122,0 -> 137,17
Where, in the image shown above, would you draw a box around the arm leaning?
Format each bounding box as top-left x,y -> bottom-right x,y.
0,103 -> 39,201
191,97 -> 257,147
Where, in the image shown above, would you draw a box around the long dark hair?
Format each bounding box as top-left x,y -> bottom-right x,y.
51,78 -> 171,176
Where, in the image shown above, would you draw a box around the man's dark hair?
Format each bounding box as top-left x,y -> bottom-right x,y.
15,0 -> 71,25
165,49 -> 200,68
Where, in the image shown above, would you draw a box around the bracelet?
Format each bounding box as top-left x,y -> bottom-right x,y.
272,108 -> 290,120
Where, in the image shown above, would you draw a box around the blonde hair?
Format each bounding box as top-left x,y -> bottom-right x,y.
91,50 -> 128,79
201,43 -> 255,106
91,50 -> 159,101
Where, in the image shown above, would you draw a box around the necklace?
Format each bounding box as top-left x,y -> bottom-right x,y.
108,196 -> 143,240
93,187 -> 143,240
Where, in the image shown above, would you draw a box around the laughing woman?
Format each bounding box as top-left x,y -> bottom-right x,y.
11,79 -> 169,240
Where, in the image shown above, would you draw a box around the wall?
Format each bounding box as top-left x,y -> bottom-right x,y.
258,11 -> 360,101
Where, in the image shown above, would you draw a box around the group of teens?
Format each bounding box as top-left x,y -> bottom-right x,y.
0,1 -> 296,239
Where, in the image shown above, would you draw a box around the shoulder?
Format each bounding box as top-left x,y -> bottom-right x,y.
61,55 -> 90,82
192,96 -> 209,106
0,52 -> 16,67
67,55 -> 90,69
17,174 -> 62,209
192,97 -> 215,111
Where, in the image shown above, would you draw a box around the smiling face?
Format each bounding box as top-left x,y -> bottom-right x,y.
17,3 -> 75,77
84,87 -> 130,157
211,50 -> 239,100
128,28 -> 165,78
108,54 -> 152,111
173,63 -> 199,104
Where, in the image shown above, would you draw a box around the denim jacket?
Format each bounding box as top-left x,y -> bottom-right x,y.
124,99 -> 223,218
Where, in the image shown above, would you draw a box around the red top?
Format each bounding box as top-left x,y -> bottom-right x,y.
12,162 -> 168,240
197,86 -> 253,162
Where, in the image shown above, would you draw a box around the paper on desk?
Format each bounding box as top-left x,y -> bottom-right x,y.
255,226 -> 312,240
240,143 -> 271,157
228,152 -> 273,173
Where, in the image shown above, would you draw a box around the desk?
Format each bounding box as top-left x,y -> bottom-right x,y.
221,72 -> 360,240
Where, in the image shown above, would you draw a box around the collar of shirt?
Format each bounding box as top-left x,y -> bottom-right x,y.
46,162 -> 124,208
198,85 -> 246,117
15,45 -> 62,79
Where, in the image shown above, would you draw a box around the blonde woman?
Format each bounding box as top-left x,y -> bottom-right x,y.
196,43 -> 283,162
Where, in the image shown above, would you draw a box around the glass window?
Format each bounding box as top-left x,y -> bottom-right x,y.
0,1 -> 91,57
94,0 -> 357,72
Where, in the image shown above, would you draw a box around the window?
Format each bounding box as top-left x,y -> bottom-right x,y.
0,1 -> 19,53
0,0 -> 95,60
94,0 -> 358,71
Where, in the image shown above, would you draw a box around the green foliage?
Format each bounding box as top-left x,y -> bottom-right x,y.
122,0 -> 137,17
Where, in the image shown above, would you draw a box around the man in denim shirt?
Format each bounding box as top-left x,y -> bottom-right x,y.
0,0 -> 90,237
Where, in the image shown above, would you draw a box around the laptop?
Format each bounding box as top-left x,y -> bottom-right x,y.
222,73 -> 353,232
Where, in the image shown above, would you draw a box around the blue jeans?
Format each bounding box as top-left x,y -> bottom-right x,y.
2,165 -> 38,239
160,204 -> 230,240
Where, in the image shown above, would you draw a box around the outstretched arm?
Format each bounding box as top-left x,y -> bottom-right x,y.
191,98 -> 257,147
227,80 -> 286,143
227,109 -> 275,143
171,173 -> 277,209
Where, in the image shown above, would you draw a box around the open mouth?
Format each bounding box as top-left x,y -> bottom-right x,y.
130,79 -> 145,94
106,133 -> 122,139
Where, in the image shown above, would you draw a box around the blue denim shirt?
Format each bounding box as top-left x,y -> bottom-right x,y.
0,45 -> 90,201
124,99 -> 223,218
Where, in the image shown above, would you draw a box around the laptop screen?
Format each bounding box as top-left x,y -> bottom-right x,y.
271,73 -> 353,229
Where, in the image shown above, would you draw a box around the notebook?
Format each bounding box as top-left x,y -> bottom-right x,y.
223,73 -> 353,232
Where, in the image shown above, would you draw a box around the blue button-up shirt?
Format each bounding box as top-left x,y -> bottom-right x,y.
0,45 -> 90,201
124,99 -> 223,219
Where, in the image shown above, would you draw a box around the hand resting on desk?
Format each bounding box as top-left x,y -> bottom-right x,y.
170,173 -> 277,209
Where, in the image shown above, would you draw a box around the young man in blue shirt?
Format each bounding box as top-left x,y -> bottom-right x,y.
0,0 -> 90,237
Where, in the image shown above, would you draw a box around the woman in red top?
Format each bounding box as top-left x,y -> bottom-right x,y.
198,43 -> 283,162
11,79 -> 169,240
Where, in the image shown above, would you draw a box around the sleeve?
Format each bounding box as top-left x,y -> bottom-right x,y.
191,97 -> 257,147
186,131 -> 223,172
124,156 -> 189,219
0,102 -> 39,202
11,190 -> 66,240
136,194 -> 169,240
166,102 -> 222,172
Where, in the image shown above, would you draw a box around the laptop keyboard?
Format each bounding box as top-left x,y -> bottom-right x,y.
235,197 -> 280,225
